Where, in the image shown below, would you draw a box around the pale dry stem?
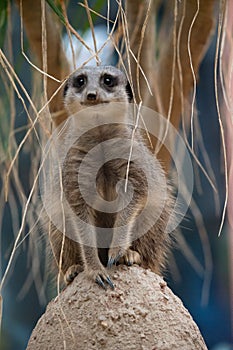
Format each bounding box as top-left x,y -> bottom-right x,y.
214,0 -> 228,237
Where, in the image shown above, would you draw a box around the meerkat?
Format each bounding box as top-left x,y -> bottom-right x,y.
48,66 -> 174,289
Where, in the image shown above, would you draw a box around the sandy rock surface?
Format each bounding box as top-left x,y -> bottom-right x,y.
27,265 -> 207,350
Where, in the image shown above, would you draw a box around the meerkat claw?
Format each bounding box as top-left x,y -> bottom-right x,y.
107,257 -> 115,268
120,249 -> 141,267
95,274 -> 114,290
95,275 -> 106,290
107,253 -> 122,268
66,270 -> 78,283
64,264 -> 84,284
115,254 -> 122,263
106,276 -> 115,289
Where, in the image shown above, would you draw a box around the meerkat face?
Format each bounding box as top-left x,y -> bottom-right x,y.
63,66 -> 133,115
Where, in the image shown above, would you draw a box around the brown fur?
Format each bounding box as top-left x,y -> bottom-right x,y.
48,66 -> 174,288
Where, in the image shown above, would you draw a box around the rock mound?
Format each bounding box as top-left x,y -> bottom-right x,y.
27,265 -> 207,350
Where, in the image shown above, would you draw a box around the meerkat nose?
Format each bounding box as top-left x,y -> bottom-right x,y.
87,92 -> 97,101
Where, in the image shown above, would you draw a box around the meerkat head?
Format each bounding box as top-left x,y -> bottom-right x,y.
63,66 -> 133,115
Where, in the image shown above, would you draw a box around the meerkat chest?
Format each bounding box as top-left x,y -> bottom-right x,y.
62,125 -> 131,204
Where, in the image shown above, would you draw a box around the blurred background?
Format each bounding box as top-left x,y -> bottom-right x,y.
0,1 -> 232,349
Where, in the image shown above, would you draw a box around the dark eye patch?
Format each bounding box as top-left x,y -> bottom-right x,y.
126,82 -> 133,102
73,74 -> 87,91
102,74 -> 117,89
63,81 -> 69,97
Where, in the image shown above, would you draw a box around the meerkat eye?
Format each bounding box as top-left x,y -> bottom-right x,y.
103,74 -> 116,88
73,75 -> 87,90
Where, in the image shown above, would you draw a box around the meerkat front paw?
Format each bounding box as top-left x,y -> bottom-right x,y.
108,248 -> 141,268
107,247 -> 126,268
119,249 -> 141,266
64,264 -> 84,284
86,267 -> 115,290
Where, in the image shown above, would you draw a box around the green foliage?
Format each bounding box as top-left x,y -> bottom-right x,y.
0,96 -> 10,164
0,0 -> 8,48
45,0 -> 106,33
45,0 -> 65,25
82,0 -> 106,32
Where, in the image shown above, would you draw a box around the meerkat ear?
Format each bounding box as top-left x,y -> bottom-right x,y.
126,82 -> 133,102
